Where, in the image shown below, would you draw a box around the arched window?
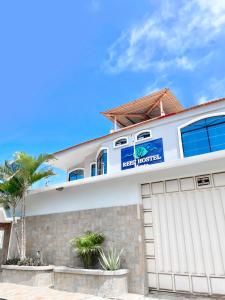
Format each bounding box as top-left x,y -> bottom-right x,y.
90,163 -> 96,177
68,169 -> 84,181
114,137 -> 128,148
181,115 -> 225,157
97,149 -> 107,175
136,130 -> 151,141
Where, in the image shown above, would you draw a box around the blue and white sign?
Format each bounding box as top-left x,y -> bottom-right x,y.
121,138 -> 164,170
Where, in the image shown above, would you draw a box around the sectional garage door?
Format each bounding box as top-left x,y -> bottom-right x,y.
141,172 -> 225,296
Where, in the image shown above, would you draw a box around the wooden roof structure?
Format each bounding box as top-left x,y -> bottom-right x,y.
101,88 -> 184,128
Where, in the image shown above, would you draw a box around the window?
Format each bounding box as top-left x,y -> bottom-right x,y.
181,115 -> 225,157
136,130 -> 151,141
68,169 -> 84,181
97,149 -> 107,175
90,163 -> 96,177
114,137 -> 128,148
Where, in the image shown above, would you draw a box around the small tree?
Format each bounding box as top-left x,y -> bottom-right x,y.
0,152 -> 55,259
70,231 -> 105,268
0,161 -> 23,256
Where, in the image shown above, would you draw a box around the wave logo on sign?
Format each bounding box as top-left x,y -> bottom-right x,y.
121,138 -> 164,170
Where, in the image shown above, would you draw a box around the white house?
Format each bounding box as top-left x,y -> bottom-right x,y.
3,88 -> 225,296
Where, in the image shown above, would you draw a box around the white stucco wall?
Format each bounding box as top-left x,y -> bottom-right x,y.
25,149 -> 225,216
20,100 -> 225,217
67,100 -> 225,178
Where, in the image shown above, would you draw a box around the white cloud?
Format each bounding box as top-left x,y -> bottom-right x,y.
103,0 -> 225,73
176,57 -> 196,71
198,96 -> 208,104
197,77 -> 225,104
143,74 -> 172,95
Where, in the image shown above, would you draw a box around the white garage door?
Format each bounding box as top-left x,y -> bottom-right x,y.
141,172 -> 225,296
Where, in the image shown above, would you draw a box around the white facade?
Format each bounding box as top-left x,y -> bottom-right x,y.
22,94 -> 225,296
26,97 -> 225,216
53,99 -> 225,178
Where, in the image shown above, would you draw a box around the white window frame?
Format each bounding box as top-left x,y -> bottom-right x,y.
90,162 -> 97,177
178,112 -> 225,159
67,168 -> 85,181
113,136 -> 128,148
135,130 -> 152,142
96,147 -> 109,175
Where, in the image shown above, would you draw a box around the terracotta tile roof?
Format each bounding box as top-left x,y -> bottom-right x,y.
101,88 -> 183,127
54,95 -> 225,156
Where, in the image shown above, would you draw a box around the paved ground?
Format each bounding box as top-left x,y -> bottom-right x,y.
0,283 -> 224,300
0,283 -> 104,300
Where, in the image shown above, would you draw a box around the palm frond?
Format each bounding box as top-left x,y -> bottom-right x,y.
15,152 -> 55,175
30,170 -> 55,184
14,152 -> 55,186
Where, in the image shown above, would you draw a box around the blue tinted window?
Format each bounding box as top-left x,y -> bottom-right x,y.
91,163 -> 96,177
181,116 -> 225,157
69,169 -> 84,181
97,149 -> 107,175
115,138 -> 127,147
137,131 -> 151,141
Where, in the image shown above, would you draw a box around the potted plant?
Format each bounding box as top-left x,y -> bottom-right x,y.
70,231 -> 104,268
55,238 -> 128,297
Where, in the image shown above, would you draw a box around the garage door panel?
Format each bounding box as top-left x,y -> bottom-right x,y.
179,192 -> 196,274
212,189 -> 225,273
203,189 -> 225,275
158,195 -> 172,272
145,242 -> 155,256
165,193 -> 180,272
144,226 -> 154,240
188,191 -> 206,274
142,174 -> 225,295
192,276 -> 209,294
151,195 -> 163,272
189,191 -> 205,274
211,277 -> 225,295
174,193 -> 189,273
195,190 -> 215,275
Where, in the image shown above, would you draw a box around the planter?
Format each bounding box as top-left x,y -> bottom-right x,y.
54,266 -> 129,297
1,265 -> 54,287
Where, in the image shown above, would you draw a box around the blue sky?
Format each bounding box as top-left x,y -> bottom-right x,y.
1,0 -> 225,185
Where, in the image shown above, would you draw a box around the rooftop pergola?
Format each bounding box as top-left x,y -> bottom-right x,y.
101,88 -> 184,128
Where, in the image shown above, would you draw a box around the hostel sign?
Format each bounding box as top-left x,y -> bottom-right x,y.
121,138 -> 164,170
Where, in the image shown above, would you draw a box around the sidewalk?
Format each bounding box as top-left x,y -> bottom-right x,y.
0,283 -> 224,300
0,283 -> 104,300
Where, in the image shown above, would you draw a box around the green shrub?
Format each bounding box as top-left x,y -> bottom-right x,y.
99,246 -> 123,270
5,257 -> 20,265
70,231 -> 105,268
5,256 -> 43,266
17,257 -> 42,266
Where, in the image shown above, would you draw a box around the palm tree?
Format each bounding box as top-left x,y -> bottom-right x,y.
0,152 -> 55,259
0,162 -> 23,256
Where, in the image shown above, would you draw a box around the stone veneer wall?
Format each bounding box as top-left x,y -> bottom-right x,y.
16,205 -> 146,294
